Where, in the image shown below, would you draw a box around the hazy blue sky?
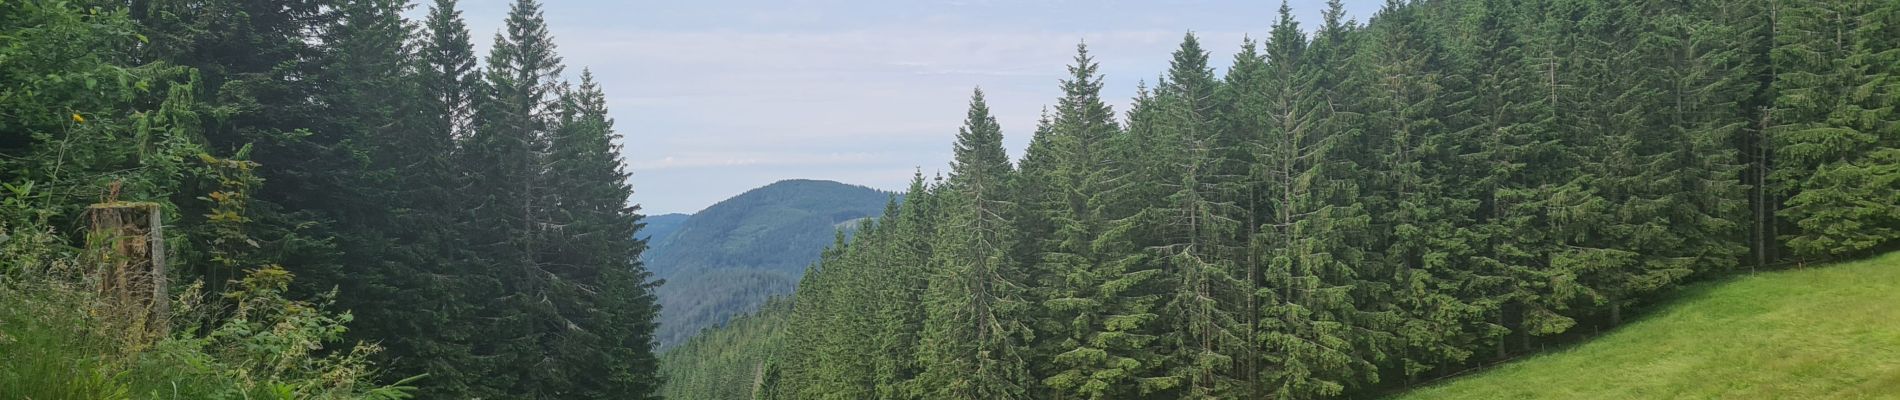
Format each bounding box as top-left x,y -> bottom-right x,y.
443,0 -> 1382,214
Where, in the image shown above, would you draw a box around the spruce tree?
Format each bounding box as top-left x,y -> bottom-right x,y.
1498,0 -> 1605,344
1035,45 -> 1173,400
1639,0 -> 1752,275
421,0 -> 482,141
546,70 -> 665,399
1255,2 -> 1389,396
1714,0 -> 1778,267
915,89 -> 1034,399
809,220 -> 882,399
1446,0 -> 1563,358
367,1 -> 489,394
872,177 -> 936,398
1148,32 -> 1250,398
461,0 -> 568,395
1216,37 -> 1271,395
312,0 -> 487,395
1770,0 -> 1900,257
775,231 -> 853,398
1545,0 -> 1689,328
130,0 -> 347,300
1358,0 -> 1489,380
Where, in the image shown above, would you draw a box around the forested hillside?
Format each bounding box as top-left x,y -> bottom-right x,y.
1,0 -> 663,398
646,179 -> 892,348
660,0 -> 1900,399
641,213 -> 692,241
645,180 -> 890,278
661,299 -> 794,400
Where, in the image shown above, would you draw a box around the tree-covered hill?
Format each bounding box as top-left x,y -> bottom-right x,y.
1397,251 -> 1900,399
660,0 -> 1899,398
656,269 -> 799,349
645,179 -> 891,278
647,179 -> 893,348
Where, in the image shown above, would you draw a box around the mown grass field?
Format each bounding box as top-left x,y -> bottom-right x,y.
1396,252 -> 1900,399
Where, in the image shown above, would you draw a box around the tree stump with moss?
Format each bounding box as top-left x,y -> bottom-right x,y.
86,201 -> 167,338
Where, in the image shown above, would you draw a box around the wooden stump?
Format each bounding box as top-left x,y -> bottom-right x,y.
86,202 -> 168,338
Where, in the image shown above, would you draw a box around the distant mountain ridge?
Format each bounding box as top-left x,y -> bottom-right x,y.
639,213 -> 690,242
643,179 -> 893,348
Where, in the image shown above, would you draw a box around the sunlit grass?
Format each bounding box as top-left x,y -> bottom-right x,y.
1396,251 -> 1900,400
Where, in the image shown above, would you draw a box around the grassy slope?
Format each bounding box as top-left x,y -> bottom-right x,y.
1398,252 -> 1900,399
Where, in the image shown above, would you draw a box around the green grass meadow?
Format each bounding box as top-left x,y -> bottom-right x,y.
1397,252 -> 1900,399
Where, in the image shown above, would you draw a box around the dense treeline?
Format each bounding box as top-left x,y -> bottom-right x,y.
663,0 -> 1899,398
1,0 -> 662,398
660,298 -> 793,400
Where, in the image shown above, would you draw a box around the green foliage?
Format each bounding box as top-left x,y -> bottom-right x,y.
0,263 -> 413,399
1769,0 -> 1900,257
753,177 -> 931,400
6,0 -> 666,398
0,151 -> 406,399
0,0 -> 201,242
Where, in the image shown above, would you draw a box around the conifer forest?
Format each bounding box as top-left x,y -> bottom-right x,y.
2,0 -> 1898,399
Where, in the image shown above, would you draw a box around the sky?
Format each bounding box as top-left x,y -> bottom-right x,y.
440,0 -> 1383,214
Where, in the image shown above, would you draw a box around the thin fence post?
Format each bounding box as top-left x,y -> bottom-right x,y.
147,205 -> 167,334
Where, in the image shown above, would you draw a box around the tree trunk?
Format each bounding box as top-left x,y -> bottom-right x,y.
1495,312 -> 1508,359
1610,299 -> 1623,327
86,202 -> 167,340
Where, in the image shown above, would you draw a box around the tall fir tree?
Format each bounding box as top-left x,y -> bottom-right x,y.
1216,36 -> 1271,395
1358,0 -> 1490,381
915,89 -> 1035,399
1445,0 -> 1564,358
1541,0 -> 1689,328
382,0 -> 491,394
311,0 -> 489,396
1035,44 -> 1169,400
1638,0 -> 1752,275
775,230 -> 854,399
421,0 -> 482,141
1148,32 -> 1251,399
546,70 -> 665,399
871,177 -> 938,399
462,0 -> 568,395
1255,1 -> 1390,397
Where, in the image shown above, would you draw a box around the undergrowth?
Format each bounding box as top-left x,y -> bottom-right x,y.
0,223 -> 416,399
